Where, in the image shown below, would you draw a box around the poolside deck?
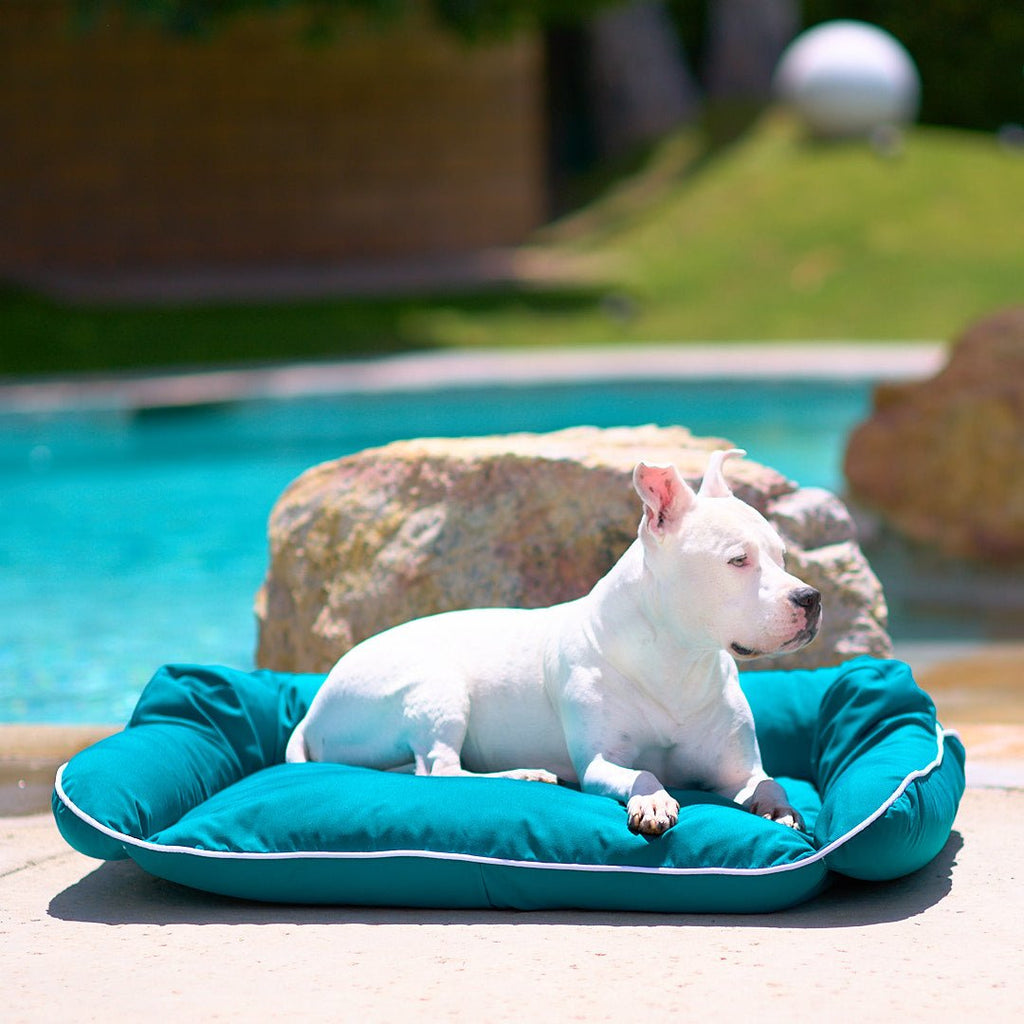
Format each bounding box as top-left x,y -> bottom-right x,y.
0,341 -> 946,413
4,347 -> 1021,1018
0,787 -> 1020,1021
3,643 -> 1022,1021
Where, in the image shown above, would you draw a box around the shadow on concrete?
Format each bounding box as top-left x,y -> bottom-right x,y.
48,831 -> 962,930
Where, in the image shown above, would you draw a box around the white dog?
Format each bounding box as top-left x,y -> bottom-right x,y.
286,449 -> 821,836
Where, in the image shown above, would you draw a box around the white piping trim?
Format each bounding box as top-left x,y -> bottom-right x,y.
53,725 -> 954,880
810,725 -> 947,862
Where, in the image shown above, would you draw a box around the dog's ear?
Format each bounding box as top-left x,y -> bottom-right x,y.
697,448 -> 746,498
633,462 -> 696,536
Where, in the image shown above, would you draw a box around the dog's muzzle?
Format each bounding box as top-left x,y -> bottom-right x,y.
731,587 -> 822,659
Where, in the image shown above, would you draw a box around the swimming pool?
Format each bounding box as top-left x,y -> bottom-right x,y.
2,376 -> 873,723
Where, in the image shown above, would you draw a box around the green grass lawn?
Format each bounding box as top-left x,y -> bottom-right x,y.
2,115 -> 1021,376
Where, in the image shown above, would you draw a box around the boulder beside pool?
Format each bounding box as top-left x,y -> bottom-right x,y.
255,425 -> 891,673
845,307 -> 1024,561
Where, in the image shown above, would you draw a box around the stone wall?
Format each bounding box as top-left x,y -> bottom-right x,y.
0,2 -> 544,276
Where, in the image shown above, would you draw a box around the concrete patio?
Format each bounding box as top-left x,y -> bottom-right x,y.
3,343 -> 1021,1019
2,644 -> 1022,1022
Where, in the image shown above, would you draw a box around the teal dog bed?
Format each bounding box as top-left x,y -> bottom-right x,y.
53,657 -> 964,913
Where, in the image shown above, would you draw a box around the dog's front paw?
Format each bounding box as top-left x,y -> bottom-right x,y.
770,806 -> 802,831
743,779 -> 805,831
626,790 -> 680,837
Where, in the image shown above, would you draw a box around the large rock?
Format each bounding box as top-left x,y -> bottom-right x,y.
255,425 -> 891,673
845,307 -> 1024,560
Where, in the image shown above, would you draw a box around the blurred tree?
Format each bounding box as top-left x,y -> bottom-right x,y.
585,1 -> 701,157
546,2 -> 701,210
74,1 -> 1024,131
700,0 -> 798,143
73,0 -> 624,38
74,0 -> 704,207
703,0 -> 797,102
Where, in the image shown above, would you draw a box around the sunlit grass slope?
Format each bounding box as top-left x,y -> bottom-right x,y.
2,116 -> 1021,374
438,116 -> 1024,345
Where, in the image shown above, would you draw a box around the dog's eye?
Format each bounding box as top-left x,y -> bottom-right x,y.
728,554 -> 749,568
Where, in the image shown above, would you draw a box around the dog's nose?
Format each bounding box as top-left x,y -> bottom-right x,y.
790,587 -> 821,612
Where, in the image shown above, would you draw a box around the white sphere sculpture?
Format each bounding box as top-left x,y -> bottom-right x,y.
774,20 -> 921,139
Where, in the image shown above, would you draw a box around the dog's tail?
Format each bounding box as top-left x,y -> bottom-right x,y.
285,723 -> 310,764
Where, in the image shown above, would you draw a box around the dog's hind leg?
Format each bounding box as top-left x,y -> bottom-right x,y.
477,767 -> 559,783
412,735 -> 557,784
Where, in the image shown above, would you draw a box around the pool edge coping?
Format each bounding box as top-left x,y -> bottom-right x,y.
0,342 -> 947,414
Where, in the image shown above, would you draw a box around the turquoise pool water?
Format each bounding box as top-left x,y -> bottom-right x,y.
2,378 -> 871,723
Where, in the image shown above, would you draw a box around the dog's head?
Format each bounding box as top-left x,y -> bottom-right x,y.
632,450 -> 821,661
